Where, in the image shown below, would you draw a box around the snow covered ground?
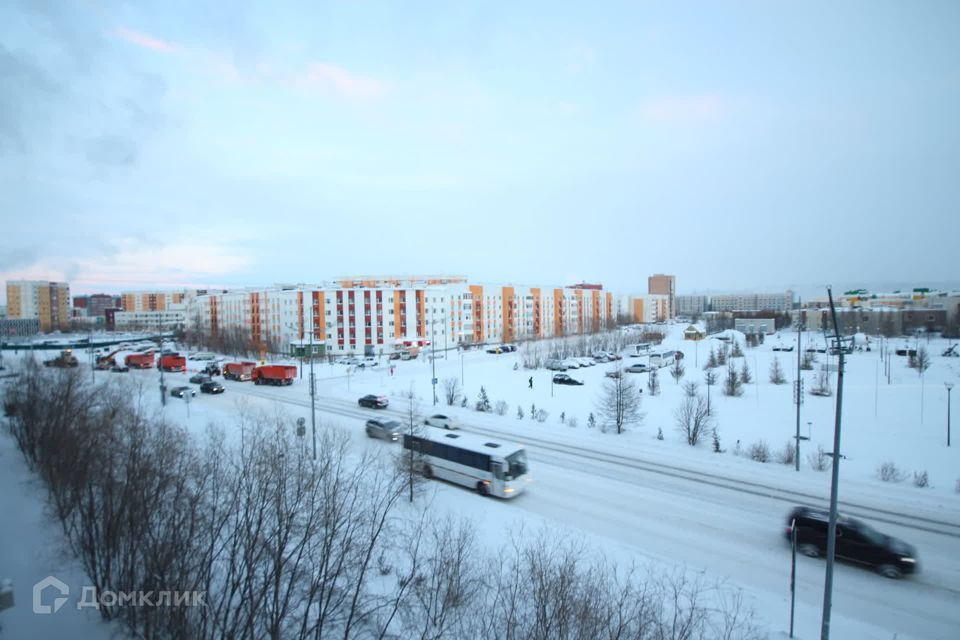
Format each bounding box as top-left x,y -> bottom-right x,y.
2,326 -> 959,638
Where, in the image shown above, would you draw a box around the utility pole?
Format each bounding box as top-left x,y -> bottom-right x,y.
309,294 -> 317,460
821,287 -> 846,640
431,304 -> 437,406
795,299 -> 802,472
159,348 -> 166,407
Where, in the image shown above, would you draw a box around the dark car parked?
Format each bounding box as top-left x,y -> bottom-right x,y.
785,506 -> 918,579
358,394 -> 389,409
365,419 -> 402,442
190,373 -> 212,384
170,386 -> 196,398
552,373 -> 584,386
200,381 -> 224,394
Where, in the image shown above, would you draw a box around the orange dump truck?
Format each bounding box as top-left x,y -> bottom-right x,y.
158,354 -> 187,372
252,364 -> 297,386
125,352 -> 155,369
223,361 -> 257,381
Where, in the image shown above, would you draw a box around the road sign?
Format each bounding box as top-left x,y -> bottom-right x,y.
432,377 -> 438,385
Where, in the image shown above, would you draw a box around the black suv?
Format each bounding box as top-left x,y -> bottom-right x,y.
785,506 -> 918,579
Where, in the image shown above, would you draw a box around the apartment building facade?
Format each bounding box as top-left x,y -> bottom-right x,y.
120,290 -> 189,312
709,291 -> 794,313
187,276 -> 618,355
676,294 -> 708,317
647,274 -> 676,318
5,280 -> 71,332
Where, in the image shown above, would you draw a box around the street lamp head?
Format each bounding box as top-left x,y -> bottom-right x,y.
947,382 -> 955,391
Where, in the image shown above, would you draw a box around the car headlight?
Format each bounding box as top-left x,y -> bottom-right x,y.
899,557 -> 916,563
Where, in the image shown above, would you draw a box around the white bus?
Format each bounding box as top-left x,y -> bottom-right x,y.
649,350 -> 678,368
403,427 -> 530,498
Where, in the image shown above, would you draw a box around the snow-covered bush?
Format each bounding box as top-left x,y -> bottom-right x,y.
878,461 -> 906,482
568,416 -> 578,428
913,471 -> 929,488
775,440 -> 796,465
748,440 -> 770,463
807,446 -> 830,472
516,405 -> 524,420
494,400 -> 508,416
535,409 -> 549,423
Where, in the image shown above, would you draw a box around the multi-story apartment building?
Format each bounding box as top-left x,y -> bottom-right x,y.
73,293 -> 117,318
648,274 -> 676,318
120,289 -> 197,312
617,294 -> 670,324
676,295 -> 708,317
187,276 -> 618,356
709,291 -> 793,313
5,280 -> 71,332
109,307 -> 188,331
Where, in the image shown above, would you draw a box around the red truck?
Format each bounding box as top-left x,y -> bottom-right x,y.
252,365 -> 297,386
125,352 -> 155,369
223,361 -> 257,381
158,354 -> 187,372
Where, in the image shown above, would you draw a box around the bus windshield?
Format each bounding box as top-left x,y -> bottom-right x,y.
504,450 -> 528,480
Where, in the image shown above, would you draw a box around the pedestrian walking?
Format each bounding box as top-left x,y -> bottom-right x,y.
528,376 -> 533,389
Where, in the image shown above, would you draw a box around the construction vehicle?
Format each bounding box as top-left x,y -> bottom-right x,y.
252,364 -> 297,386
44,349 -> 79,368
158,354 -> 187,372
95,348 -> 123,370
223,361 -> 257,381
125,352 -> 156,369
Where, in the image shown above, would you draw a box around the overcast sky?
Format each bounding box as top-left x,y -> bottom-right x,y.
1,0 -> 958,303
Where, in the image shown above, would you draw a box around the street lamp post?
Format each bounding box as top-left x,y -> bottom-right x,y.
309,300 -> 317,460
946,382 -> 954,447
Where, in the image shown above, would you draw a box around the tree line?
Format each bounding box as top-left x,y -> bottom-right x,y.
3,363 -> 764,640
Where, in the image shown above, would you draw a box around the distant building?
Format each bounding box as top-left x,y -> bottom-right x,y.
110,306 -> 187,332
734,317 -> 776,335
709,291 -> 793,313
73,293 -> 116,319
187,276 -> 620,356
0,317 -> 41,338
120,289 -> 192,312
648,274 -> 676,318
676,295 -> 708,317
5,280 -> 71,332
618,294 -> 670,324
683,324 -> 706,340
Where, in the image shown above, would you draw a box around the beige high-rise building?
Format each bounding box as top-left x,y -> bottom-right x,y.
5,280 -> 71,332
647,274 -> 676,318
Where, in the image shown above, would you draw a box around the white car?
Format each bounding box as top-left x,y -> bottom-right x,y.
560,358 -> 580,369
424,414 -> 459,430
575,357 -> 595,367
361,357 -> 378,366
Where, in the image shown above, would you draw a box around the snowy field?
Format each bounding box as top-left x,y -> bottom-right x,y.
2,325 -> 959,639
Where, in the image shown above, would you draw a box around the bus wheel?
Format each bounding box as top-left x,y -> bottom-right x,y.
422,465 -> 433,479
477,482 -> 490,497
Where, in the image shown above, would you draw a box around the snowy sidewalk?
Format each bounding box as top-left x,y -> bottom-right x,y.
0,433 -> 117,639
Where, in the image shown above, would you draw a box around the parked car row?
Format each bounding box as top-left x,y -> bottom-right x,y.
486,344 -> 517,354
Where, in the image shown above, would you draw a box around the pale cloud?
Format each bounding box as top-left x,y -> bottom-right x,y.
293,62 -> 387,100
638,93 -> 728,125
113,27 -> 180,54
0,240 -> 252,292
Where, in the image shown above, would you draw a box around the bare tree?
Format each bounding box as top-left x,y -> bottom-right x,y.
675,395 -> 712,446
683,380 -> 700,397
914,346 -> 931,376
442,377 -> 461,406
596,373 -> 644,434
647,369 -> 660,396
